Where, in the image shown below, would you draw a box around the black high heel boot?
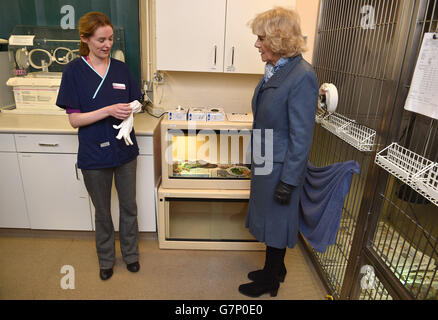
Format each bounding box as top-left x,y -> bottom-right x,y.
247,246 -> 287,282
238,276 -> 280,297
239,246 -> 286,298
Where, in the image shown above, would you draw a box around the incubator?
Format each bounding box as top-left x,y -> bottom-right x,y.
5,25 -> 125,114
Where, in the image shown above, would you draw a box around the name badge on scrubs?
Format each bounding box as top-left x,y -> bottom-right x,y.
113,83 -> 126,90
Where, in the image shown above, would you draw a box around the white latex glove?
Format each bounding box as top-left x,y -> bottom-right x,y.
130,100 -> 142,113
113,100 -> 142,146
114,113 -> 134,145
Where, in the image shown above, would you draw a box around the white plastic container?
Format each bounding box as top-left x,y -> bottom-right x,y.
168,105 -> 187,121
206,107 -> 226,122
188,107 -> 206,121
6,75 -> 63,113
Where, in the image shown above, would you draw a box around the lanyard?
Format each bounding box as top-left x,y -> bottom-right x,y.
81,56 -> 111,99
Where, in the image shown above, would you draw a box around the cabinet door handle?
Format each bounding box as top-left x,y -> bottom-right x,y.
38,143 -> 59,147
231,46 -> 235,66
213,45 -> 217,66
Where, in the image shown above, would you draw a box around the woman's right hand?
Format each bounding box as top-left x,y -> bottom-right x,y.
107,103 -> 132,120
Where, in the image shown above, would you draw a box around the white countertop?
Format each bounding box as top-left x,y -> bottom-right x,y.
0,112 -> 163,135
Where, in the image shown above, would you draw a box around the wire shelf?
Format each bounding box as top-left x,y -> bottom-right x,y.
375,143 -> 438,206
315,109 -> 325,124
318,112 -> 376,152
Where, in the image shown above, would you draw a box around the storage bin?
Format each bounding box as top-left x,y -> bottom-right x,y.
7,76 -> 63,112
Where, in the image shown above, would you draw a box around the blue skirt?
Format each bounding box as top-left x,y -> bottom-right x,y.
246,162 -> 302,249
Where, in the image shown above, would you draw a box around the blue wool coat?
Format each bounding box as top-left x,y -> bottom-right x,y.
246,54 -> 319,249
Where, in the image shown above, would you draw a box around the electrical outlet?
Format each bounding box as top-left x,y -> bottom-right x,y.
153,72 -> 164,84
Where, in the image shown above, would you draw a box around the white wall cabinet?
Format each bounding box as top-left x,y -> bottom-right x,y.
224,0 -> 295,74
156,0 -> 226,73
15,134 -> 92,231
0,134 -> 29,228
155,0 -> 294,74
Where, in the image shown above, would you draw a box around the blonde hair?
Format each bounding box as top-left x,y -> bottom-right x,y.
78,12 -> 113,56
250,7 -> 307,57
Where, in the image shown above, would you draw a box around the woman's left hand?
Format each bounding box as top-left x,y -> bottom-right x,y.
274,180 -> 295,205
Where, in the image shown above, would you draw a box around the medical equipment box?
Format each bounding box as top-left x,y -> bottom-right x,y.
168,105 -> 188,121
6,75 -> 62,112
206,107 -> 226,122
188,107 -> 207,121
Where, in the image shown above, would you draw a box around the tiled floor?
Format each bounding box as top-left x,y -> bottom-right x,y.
0,230 -> 327,300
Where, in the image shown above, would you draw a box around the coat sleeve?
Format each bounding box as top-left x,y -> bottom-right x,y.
280,71 -> 319,186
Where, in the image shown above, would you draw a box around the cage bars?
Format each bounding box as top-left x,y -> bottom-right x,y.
307,0 -> 438,300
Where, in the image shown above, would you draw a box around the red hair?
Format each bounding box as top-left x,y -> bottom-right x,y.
78,12 -> 113,56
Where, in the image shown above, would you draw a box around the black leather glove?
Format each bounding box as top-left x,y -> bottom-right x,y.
274,180 -> 295,205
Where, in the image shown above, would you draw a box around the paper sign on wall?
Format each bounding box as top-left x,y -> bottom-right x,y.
404,33 -> 438,120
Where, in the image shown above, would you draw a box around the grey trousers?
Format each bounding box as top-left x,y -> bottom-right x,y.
82,158 -> 139,269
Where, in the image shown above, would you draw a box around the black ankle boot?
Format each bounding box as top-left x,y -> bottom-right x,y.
239,246 -> 286,298
247,246 -> 287,282
247,264 -> 287,282
238,277 -> 279,298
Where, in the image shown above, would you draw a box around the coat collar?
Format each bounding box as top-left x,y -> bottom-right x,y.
261,54 -> 303,90
252,54 -> 303,115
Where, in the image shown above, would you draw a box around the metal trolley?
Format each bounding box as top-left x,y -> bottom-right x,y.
305,0 -> 438,300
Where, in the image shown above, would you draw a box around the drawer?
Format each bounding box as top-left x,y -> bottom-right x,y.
137,136 -> 153,155
15,134 -> 79,153
0,134 -> 16,152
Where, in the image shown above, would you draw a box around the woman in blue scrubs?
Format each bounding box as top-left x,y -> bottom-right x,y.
56,12 -> 142,281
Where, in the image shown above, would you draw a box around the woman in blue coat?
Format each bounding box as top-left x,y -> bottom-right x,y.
239,7 -> 319,297
56,12 -> 141,281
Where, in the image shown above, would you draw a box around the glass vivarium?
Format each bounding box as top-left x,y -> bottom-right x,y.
165,198 -> 254,241
166,129 -> 252,180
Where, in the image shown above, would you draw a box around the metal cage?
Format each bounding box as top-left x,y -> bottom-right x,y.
304,0 -> 438,300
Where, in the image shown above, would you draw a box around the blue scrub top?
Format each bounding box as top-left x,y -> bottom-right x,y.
56,57 -> 142,170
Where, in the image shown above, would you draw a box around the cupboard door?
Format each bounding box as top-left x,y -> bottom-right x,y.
18,153 -> 92,231
137,155 -> 156,232
0,134 -> 16,152
224,0 -> 295,74
155,0 -> 227,72
0,153 -> 29,228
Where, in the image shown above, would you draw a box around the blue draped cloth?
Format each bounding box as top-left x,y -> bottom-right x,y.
298,160 -> 360,253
